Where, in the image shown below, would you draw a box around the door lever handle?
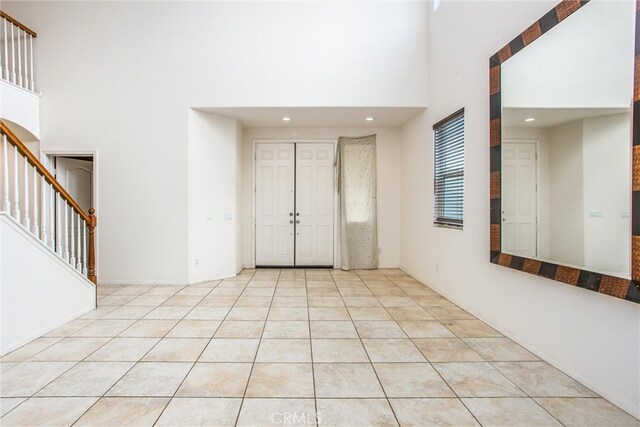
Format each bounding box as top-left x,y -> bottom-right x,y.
289,220 -> 294,224
289,213 -> 293,216
296,220 -> 300,224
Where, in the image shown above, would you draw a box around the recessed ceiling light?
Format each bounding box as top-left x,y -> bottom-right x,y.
524,117 -> 535,122
282,117 -> 291,122
365,117 -> 375,122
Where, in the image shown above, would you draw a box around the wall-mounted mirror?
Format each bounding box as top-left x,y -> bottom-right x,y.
489,0 -> 640,303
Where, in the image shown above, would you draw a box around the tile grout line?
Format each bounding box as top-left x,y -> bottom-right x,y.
233,268 -> 277,427
304,269 -> 321,427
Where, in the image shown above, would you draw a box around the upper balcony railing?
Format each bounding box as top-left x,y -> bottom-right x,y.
0,11 -> 36,92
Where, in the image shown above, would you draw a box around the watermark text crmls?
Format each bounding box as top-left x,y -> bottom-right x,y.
270,411 -> 322,425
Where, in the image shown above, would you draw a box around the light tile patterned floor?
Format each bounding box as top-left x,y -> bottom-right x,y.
1,269 -> 638,426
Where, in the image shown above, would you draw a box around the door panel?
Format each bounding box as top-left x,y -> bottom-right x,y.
502,142 -> 537,258
255,144 -> 295,266
56,157 -> 93,247
295,143 -> 334,266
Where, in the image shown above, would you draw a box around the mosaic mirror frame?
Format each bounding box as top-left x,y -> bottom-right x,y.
489,0 -> 640,303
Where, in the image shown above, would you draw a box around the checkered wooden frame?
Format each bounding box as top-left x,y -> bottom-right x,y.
489,0 -> 640,303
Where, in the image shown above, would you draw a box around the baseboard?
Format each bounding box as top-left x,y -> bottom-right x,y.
98,280 -> 188,286
188,272 -> 238,285
1,305 -> 94,355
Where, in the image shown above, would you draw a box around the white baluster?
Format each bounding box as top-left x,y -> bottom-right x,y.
76,212 -> 81,270
70,208 -> 76,266
23,159 -> 30,230
0,20 -> 4,80
10,22 -> 15,84
12,146 -> 20,220
49,184 -> 55,249
56,194 -> 62,255
32,167 -> 38,236
2,135 -> 10,212
29,34 -> 34,91
16,27 -> 21,87
23,30 -> 28,90
3,19 -> 8,81
63,202 -> 69,261
41,175 -> 47,243
82,218 -> 87,275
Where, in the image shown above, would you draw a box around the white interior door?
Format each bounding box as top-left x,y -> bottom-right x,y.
56,157 -> 93,212
55,157 -> 93,255
295,143 -> 334,266
502,141 -> 537,258
255,144 -> 295,266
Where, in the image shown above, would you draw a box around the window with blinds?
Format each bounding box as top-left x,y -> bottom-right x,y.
433,108 -> 464,229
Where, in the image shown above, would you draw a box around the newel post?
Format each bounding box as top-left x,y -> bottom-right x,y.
88,208 -> 97,284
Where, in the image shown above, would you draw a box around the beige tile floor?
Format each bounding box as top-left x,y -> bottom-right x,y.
1,268 -> 638,427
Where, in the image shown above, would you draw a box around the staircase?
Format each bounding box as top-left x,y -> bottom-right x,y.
0,12 -> 98,354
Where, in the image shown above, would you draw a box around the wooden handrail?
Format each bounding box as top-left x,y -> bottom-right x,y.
0,11 -> 37,37
0,121 -> 90,223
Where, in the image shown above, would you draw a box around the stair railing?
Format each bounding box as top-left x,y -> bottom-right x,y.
0,120 -> 97,284
0,11 -> 37,92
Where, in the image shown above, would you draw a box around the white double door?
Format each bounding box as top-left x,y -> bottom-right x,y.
255,142 -> 334,266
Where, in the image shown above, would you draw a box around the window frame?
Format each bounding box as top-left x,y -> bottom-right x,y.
433,108 -> 465,230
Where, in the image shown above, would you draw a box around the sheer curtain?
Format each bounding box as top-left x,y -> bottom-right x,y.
336,135 -> 378,270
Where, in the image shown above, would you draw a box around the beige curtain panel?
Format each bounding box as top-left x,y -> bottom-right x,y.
336,134 -> 379,270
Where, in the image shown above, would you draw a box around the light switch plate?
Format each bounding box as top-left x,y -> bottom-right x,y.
224,213 -> 233,220
621,211 -> 630,219
206,213 -> 214,221
588,210 -> 602,218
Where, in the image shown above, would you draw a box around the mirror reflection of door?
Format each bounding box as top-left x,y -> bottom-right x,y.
501,141 -> 537,258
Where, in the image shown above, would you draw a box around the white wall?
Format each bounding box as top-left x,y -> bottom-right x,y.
241,127 -> 402,269
400,0 -> 639,418
187,110 -> 241,283
548,120 -> 584,267
236,122 -> 244,274
0,213 -> 95,354
4,0 -> 427,284
583,113 -> 631,277
0,81 -> 40,139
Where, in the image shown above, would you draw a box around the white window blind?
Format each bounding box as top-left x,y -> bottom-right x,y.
433,108 -> 464,229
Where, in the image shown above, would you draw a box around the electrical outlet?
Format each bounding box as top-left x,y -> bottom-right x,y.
378,248 -> 382,254
588,210 -> 603,218
195,259 -> 199,266
436,264 -> 439,273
